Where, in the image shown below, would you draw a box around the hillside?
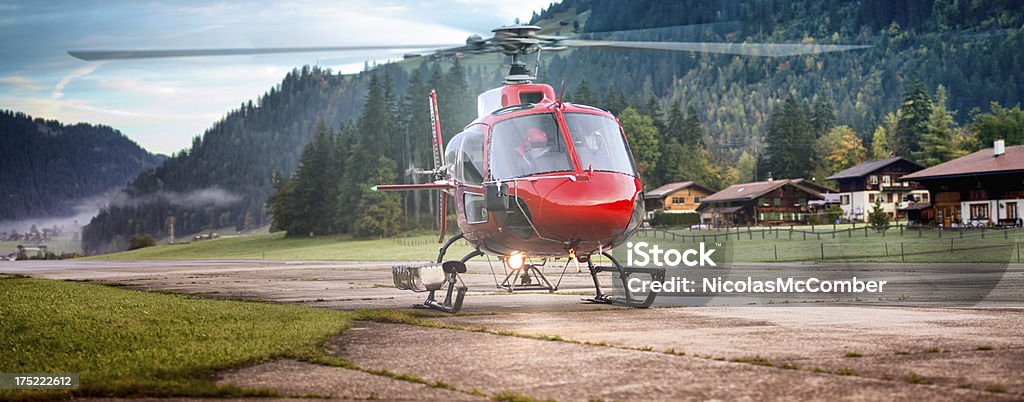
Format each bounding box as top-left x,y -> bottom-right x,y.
0,110 -> 165,222
541,0 -> 1023,160
83,0 -> 1024,253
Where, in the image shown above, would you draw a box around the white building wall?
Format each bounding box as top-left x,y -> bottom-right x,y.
961,199 -> 1024,225
844,190 -> 929,222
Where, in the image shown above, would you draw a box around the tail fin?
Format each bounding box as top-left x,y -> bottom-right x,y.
429,90 -> 447,243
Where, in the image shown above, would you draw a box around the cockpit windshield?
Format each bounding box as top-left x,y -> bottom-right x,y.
564,113 -> 636,176
489,113 -> 573,180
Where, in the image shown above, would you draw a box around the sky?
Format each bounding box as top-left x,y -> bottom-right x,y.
0,0 -> 554,155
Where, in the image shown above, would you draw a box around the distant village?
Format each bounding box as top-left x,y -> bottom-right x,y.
1,221 -> 80,243
646,140 -> 1023,229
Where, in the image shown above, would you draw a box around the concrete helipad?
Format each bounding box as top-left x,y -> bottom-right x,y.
3,260 -> 1023,400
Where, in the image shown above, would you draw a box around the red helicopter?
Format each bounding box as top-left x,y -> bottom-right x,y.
70,24 -> 867,313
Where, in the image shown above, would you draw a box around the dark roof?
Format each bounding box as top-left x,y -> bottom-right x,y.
902,145 -> 1024,181
701,179 -> 824,203
790,178 -> 836,194
696,205 -> 743,213
825,157 -> 922,180
644,181 -> 716,199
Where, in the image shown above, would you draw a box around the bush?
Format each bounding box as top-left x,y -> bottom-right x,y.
128,234 -> 157,250
650,211 -> 701,227
868,198 -> 890,231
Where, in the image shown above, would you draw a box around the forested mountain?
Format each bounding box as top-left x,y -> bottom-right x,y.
82,62 -> 487,253
542,0 -> 1023,165
84,0 -> 1024,252
0,110 -> 165,221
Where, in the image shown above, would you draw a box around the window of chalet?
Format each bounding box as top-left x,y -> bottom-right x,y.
869,194 -> 876,203
694,196 -> 701,203
672,196 -> 685,204
881,175 -> 891,186
969,204 -> 989,220
869,175 -> 878,185
841,195 -> 850,205
799,198 -> 807,206
773,198 -> 781,206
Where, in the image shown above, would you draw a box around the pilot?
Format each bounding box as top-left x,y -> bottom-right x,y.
515,127 -> 551,167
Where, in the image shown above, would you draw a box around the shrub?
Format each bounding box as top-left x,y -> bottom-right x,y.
650,211 -> 701,227
128,234 -> 157,250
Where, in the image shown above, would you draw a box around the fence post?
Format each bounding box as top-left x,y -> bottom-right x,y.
885,241 -> 889,257
951,238 -> 954,254
900,225 -> 903,236
865,227 -> 868,237
901,242 -> 905,262
820,243 -> 825,260
774,244 -> 778,261
1018,242 -> 1020,263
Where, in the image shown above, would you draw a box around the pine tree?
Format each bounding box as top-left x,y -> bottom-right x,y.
681,105 -> 704,147
572,79 -> 598,105
761,96 -> 813,180
868,198 -> 890,231
893,80 -> 932,158
914,85 -> 967,166
809,93 -> 836,139
354,156 -> 402,237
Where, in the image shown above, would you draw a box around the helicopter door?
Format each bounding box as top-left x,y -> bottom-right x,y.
450,127 -> 487,223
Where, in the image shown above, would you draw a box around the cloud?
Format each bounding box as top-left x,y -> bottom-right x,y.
0,75 -> 39,90
111,187 -> 243,209
52,62 -> 105,100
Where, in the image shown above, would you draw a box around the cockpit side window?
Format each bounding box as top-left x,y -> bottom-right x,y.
445,126 -> 486,185
489,113 -> 573,180
564,113 -> 636,177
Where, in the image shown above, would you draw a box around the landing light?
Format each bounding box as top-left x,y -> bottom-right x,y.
506,252 -> 525,270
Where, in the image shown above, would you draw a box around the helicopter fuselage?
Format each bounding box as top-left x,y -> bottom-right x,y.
444,83 -> 644,259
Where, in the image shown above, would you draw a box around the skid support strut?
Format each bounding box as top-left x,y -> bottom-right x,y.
585,251 -> 665,308
414,248 -> 483,314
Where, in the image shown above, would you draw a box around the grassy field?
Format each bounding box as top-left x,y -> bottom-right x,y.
80,223 -> 1024,264
0,275 -> 353,400
81,232 -> 474,261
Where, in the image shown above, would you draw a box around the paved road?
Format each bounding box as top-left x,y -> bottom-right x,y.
4,260 -> 1024,400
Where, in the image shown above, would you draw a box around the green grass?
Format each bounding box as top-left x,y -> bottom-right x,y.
81,232 -> 473,261
82,223 -> 1024,264
0,275 -> 352,400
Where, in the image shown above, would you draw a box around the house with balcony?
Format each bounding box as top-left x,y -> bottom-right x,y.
900,141 -> 1024,227
643,181 -> 717,219
697,179 -> 825,226
825,157 -> 929,222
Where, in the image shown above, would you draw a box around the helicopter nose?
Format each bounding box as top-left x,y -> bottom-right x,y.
530,173 -> 641,240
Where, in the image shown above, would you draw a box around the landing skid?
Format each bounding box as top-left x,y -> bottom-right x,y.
408,234 -> 481,314
584,251 -> 665,308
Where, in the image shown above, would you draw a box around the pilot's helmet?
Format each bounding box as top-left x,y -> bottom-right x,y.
526,127 -> 548,148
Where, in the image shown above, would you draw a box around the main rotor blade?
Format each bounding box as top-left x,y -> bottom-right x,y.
559,39 -> 871,57
68,44 -> 465,61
